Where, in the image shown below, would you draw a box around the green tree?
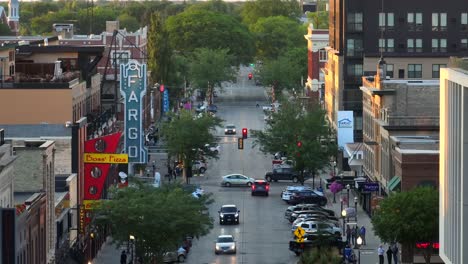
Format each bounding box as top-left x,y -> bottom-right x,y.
307,11 -> 329,29
250,16 -> 304,60
117,13 -> 140,32
165,9 -> 255,65
148,12 -> 172,85
252,101 -> 337,184
257,54 -> 303,96
185,0 -> 239,16
161,110 -> 222,182
187,48 -> 237,100
371,187 -> 439,264
0,23 -> 12,36
299,247 -> 342,264
94,182 -> 213,263
240,0 -> 302,26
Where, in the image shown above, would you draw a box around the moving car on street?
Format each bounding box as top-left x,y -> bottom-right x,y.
215,235 -> 236,254
224,124 -> 237,135
218,205 -> 240,225
265,167 -> 309,183
251,180 -> 270,196
221,174 -> 255,187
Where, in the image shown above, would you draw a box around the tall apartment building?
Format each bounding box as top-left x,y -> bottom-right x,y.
325,0 -> 468,143
439,63 -> 468,264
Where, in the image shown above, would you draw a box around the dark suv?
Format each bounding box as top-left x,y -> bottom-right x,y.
251,180 -> 270,196
288,190 -> 327,206
218,205 -> 240,225
265,167 -> 309,183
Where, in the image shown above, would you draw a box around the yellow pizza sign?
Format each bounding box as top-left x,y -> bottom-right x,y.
84,153 -> 129,164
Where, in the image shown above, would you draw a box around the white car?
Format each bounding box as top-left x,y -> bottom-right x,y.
221,174 -> 255,187
193,160 -> 207,173
291,221 -> 342,236
281,186 -> 313,202
215,235 -> 236,254
204,143 -> 220,154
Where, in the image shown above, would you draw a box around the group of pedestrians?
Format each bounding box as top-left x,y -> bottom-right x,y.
378,243 -> 399,264
345,225 -> 367,246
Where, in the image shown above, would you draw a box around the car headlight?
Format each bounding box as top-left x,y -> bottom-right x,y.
230,245 -> 235,249
216,245 -> 220,250
233,129 -> 236,132
224,129 -> 228,132
220,213 -> 224,217
235,213 -> 239,217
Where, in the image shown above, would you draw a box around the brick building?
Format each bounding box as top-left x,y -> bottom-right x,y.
304,24 -> 328,105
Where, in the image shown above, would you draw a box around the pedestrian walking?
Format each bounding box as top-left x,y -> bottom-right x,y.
344,244 -> 353,263
120,250 -> 127,264
351,225 -> 356,246
359,226 -> 366,245
378,245 -> 385,264
346,225 -> 352,244
391,242 -> 399,264
386,245 -> 393,264
353,226 -> 359,245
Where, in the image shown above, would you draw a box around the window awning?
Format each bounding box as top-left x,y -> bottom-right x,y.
388,176 -> 401,191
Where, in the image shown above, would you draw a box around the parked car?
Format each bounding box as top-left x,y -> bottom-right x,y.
221,174 -> 255,187
285,204 -> 336,220
289,231 -> 344,256
224,124 -> 236,135
207,104 -> 218,113
288,190 -> 328,206
289,211 -> 339,223
291,221 -> 342,236
218,205 -> 240,225
265,167 -> 310,183
292,216 -> 340,227
192,160 -> 207,173
251,180 -> 270,196
163,246 -> 187,263
204,143 -> 220,154
215,235 -> 236,254
281,186 -> 312,202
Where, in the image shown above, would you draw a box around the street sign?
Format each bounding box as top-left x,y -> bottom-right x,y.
119,60 -> 148,164
163,89 -> 169,112
295,237 -> 304,243
294,226 -> 305,239
238,137 -> 244,149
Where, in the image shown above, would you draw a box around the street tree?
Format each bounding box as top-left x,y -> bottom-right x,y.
307,11 -> 329,29
250,16 -> 305,60
185,0 -> 239,16
187,48 -> 237,102
252,100 -> 337,185
240,0 -> 302,26
93,182 -> 213,263
161,110 -> 223,182
148,12 -> 174,85
165,9 -> 255,65
117,13 -> 140,32
371,187 -> 439,264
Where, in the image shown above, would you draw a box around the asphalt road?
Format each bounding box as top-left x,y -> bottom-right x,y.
186,67 -> 299,264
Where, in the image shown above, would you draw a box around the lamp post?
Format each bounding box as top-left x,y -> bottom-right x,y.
357,236 -> 363,264
341,209 -> 347,235
332,161 -> 337,177
354,197 -> 358,221
346,184 -> 351,208
129,235 -> 135,264
340,197 -> 343,215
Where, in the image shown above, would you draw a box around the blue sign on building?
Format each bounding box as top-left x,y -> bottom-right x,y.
119,60 -> 148,164
163,89 -> 169,112
363,182 -> 380,192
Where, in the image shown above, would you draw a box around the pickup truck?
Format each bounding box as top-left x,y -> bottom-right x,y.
288,232 -> 345,256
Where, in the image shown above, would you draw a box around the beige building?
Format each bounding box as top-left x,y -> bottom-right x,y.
439,63 -> 468,264
0,130 -> 15,208
363,57 -> 450,79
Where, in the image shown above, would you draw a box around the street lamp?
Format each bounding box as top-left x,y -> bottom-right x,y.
332,161 -> 337,177
129,235 -> 135,264
346,184 -> 351,207
341,209 -> 347,235
357,236 -> 363,264
340,197 -> 343,215
354,197 -> 358,221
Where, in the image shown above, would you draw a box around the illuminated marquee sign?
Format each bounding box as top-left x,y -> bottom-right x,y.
120,60 -> 148,164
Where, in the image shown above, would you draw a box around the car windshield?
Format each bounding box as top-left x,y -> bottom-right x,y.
226,125 -> 235,129
217,237 -> 234,243
221,207 -> 237,213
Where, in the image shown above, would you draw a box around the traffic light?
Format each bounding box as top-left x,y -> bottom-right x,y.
297,141 -> 302,148
242,128 -> 248,139
159,84 -> 165,93
238,137 -> 244,149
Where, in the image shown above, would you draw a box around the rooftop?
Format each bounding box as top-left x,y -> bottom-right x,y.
391,135 -> 439,153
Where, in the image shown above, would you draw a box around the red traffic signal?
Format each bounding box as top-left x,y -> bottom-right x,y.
159,84 -> 165,93
242,128 -> 248,139
297,141 -> 302,148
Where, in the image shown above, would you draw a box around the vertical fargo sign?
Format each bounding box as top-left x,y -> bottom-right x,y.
120,60 -> 148,164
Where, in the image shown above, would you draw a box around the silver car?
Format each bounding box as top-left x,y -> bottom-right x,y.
221,174 -> 255,187
215,235 -> 236,254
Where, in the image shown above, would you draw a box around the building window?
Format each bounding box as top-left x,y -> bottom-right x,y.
462,13 -> 468,24
398,69 -> 405,78
432,64 -> 446,78
462,39 -> 468,49
407,38 -> 422,52
347,64 -> 363,77
386,64 -> 394,78
348,12 -> 363,32
379,38 -> 394,52
319,49 -> 327,62
346,39 -> 363,57
408,12 -> 423,31
432,13 -> 447,31
432,39 -> 447,52
408,64 -> 422,78
379,12 -> 395,30
111,51 -> 130,68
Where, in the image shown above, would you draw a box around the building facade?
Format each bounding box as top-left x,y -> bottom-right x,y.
304,25 -> 328,105
439,66 -> 468,264
325,0 -> 468,142
0,130 -> 15,208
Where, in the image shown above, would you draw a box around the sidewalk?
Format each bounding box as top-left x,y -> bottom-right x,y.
314,172 -> 382,264
92,237 -> 128,264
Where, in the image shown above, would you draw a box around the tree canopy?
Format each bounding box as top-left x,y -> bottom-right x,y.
240,0 -> 302,26
94,183 -> 213,263
371,187 -> 439,264
252,100 -> 337,183
165,9 -> 255,65
250,16 -> 305,60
